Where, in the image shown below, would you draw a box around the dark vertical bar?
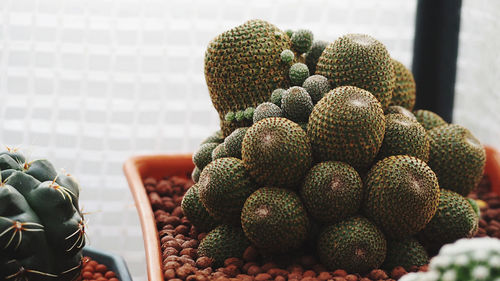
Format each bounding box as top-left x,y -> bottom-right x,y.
412,0 -> 462,122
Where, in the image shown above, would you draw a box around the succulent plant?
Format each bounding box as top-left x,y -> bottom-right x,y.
253,102 -> 283,123
391,59 -> 416,110
316,33 -> 395,110
225,111 -> 236,122
280,49 -> 295,64
235,110 -> 245,122
196,20 -> 489,275
243,107 -> 255,121
291,29 -> 314,54
204,19 -> 292,137
281,86 -> 314,123
0,149 -> 85,281
200,130 -> 224,145
289,63 -> 310,86
400,237 -> 500,281
302,74 -> 330,104
270,88 -> 286,107
305,40 -> 329,74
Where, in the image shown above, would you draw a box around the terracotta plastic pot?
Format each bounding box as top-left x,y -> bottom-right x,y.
123,146 -> 500,281
124,155 -> 193,281
485,146 -> 500,195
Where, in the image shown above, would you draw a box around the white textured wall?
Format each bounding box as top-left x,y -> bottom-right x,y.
0,1 -> 418,280
454,0 -> 500,150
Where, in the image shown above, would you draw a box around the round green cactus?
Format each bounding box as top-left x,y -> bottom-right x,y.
192,143 -> 218,170
191,166 -> 201,183
281,86 -> 314,123
302,75 -> 330,104
200,130 -> 224,145
270,88 -> 286,107
280,49 -> 294,64
305,40 -> 329,74
0,149 -> 85,281
253,102 -> 283,123
291,29 -> 314,54
211,143 -> 228,161
400,237 -> 500,281
289,63 -> 310,86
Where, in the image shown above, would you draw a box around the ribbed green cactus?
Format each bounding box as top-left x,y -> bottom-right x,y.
0,149 -> 85,281
400,237 -> 500,281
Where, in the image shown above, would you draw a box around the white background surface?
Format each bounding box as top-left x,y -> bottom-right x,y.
0,0 -> 498,280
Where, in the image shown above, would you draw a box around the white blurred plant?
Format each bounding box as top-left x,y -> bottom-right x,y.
400,237 -> 500,281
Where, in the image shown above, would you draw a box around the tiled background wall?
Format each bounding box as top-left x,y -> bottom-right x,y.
0,0 -> 497,280
454,0 -> 500,148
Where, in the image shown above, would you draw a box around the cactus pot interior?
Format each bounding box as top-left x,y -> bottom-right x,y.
123,147 -> 500,281
82,247 -> 133,281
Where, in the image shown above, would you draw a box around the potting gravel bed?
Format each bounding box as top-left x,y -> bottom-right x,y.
76,256 -> 120,281
469,175 -> 500,239
144,174 -> 498,281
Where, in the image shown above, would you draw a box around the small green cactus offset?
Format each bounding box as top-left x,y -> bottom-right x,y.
0,148 -> 85,281
243,107 -> 255,120
280,49 -> 294,64
235,110 -> 245,122
225,111 -> 236,122
270,88 -> 286,107
400,237 -> 500,281
291,29 -> 314,54
289,63 -> 310,86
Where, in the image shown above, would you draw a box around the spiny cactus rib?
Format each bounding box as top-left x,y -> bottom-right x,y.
21,161 -> 32,172
5,146 -> 19,153
0,217 -> 44,250
65,219 -> 86,252
5,151 -> 31,171
6,269 -> 58,280
48,176 -> 76,205
60,262 -> 83,275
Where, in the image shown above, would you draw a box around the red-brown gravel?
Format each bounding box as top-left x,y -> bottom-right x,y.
470,175 -> 500,239
145,174 -> 497,280
77,256 -> 119,281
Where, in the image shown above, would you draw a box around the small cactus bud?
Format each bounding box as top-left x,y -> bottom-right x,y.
289,63 -> 310,86
280,49 -> 294,64
270,89 -> 286,107
225,111 -> 235,122
244,107 -> 255,120
235,110 -> 245,122
291,29 -> 314,54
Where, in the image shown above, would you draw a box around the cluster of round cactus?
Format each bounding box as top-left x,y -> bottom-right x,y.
184,19 -> 490,276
